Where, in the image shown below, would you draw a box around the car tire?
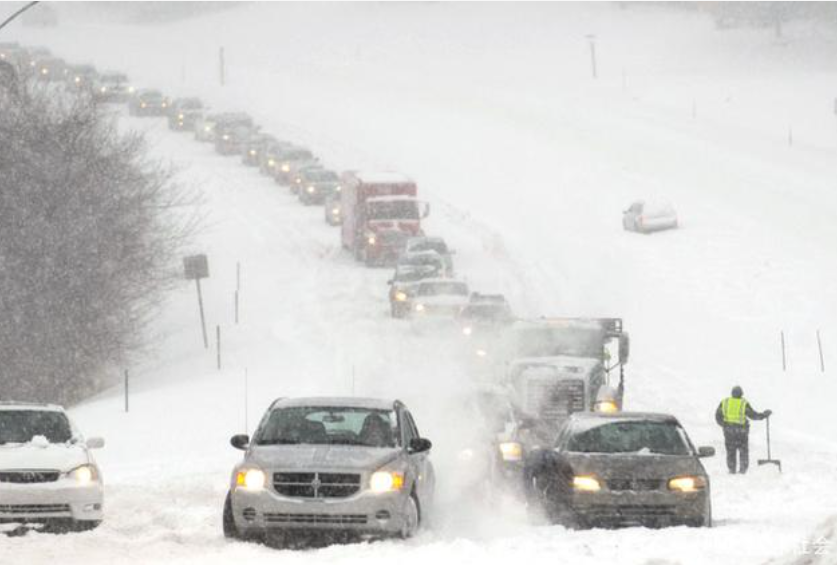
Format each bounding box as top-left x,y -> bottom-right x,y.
68,520 -> 101,533
222,491 -> 242,540
399,493 -> 420,539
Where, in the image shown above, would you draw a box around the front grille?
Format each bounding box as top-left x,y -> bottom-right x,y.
273,472 -> 361,499
526,378 -> 585,422
0,471 -> 60,484
0,504 -> 71,515
264,513 -> 367,525
606,478 -> 663,492
587,504 -> 676,517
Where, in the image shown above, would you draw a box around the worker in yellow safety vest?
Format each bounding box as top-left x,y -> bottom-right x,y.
715,386 -> 772,474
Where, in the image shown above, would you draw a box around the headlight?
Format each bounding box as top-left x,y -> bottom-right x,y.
235,468 -> 266,491
307,185 -> 316,193
128,86 -> 135,93
595,400 -> 619,413
281,163 -> 290,172
394,291 -> 407,301
68,464 -> 99,485
161,102 -> 168,108
668,475 -> 706,493
462,326 -> 473,336
369,471 -> 404,493
335,185 -> 342,192
74,76 -> 81,83
249,149 -> 256,156
475,348 -> 487,357
41,68 -> 48,75
499,442 -> 523,462
367,235 -> 376,245
204,126 -> 211,132
268,158 -> 275,166
415,303 -> 425,312
572,475 -> 601,492
100,86 -> 107,93
331,207 -> 340,215
178,113 -> 184,119
222,134 -> 230,140
141,102 -> 147,108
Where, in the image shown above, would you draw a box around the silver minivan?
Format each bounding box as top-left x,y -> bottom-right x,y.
224,397 -> 434,545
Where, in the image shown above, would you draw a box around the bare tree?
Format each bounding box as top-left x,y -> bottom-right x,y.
0,70 -> 198,404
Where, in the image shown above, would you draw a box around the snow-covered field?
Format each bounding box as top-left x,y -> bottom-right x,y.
3,3 -> 837,564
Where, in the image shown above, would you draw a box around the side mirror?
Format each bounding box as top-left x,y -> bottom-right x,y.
85,437 -> 105,450
619,334 -> 630,365
231,434 -> 250,450
697,446 -> 715,458
408,437 -> 432,453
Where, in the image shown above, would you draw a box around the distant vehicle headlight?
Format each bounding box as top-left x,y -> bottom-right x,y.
394,291 -> 407,302
369,470 -> 404,493
68,464 -> 99,485
236,468 -> 266,491
415,303 -> 425,312
222,134 -> 230,141
100,86 -> 107,93
475,348 -> 487,357
572,475 -> 601,492
249,149 -> 257,156
335,185 -> 342,192
499,442 -> 523,462
462,326 -> 473,336
141,102 -> 147,108
204,125 -> 211,132
268,159 -> 275,166
595,400 -> 619,413
668,475 -> 706,493
128,86 -> 135,93
74,76 -> 81,83
307,185 -> 316,194
331,207 -> 340,216
161,102 -> 168,108
178,113 -> 184,119
281,163 -> 290,172
41,68 -> 48,75
367,235 -> 376,245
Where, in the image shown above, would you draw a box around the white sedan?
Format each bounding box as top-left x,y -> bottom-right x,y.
0,402 -> 104,532
622,201 -> 678,234
410,278 -> 470,318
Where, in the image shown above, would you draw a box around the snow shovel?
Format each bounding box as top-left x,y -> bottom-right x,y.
757,415 -> 782,472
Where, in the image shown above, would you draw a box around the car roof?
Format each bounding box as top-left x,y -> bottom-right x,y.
270,397 -> 398,411
569,411 -> 680,424
0,401 -> 65,413
418,277 -> 466,285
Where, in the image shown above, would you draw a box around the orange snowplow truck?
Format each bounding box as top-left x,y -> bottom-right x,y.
341,171 -> 429,267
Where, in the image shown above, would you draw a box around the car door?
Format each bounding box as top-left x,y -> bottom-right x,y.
401,409 -> 434,506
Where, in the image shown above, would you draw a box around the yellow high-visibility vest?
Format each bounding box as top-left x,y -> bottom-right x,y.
722,397 -> 748,426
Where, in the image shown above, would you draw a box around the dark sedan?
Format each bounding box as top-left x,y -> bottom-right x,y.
525,412 -> 714,528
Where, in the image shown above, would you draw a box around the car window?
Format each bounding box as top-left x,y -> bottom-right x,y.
0,410 -> 73,444
418,282 -> 468,296
256,406 -> 397,448
566,421 -> 691,456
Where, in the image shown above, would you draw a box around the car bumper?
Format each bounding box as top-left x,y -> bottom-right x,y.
0,482 -> 104,523
568,489 -> 708,527
231,487 -> 410,536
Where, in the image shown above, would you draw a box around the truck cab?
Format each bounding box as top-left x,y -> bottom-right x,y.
341,172 -> 429,267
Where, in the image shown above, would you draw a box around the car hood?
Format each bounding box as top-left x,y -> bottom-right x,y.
417,295 -> 470,307
0,441 -> 90,472
562,452 -> 706,479
249,444 -> 401,472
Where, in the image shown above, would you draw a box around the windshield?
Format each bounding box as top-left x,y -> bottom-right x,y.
512,325 -> 605,359
307,170 -> 339,182
566,421 -> 691,456
395,266 -> 438,282
256,406 -> 397,448
418,282 -> 468,296
460,304 -> 510,320
368,200 -> 419,221
408,240 -> 448,254
0,410 -> 73,445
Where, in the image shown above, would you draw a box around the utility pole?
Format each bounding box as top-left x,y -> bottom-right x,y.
586,34 -> 597,79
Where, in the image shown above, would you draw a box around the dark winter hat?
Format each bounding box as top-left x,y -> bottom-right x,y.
731,386 -> 743,398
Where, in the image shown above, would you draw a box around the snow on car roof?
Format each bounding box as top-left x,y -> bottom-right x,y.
0,401 -> 65,412
509,355 -> 602,373
367,195 -> 418,203
355,171 -> 413,184
272,397 -> 397,411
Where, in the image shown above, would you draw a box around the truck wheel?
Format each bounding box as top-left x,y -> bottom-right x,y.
69,520 -> 101,532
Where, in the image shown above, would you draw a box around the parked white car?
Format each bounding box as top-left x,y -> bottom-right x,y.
0,402 -> 104,532
622,201 -> 678,234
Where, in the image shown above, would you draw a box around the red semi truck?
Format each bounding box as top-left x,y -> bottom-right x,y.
340,171 -> 429,267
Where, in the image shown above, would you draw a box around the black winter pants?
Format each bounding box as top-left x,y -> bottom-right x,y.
724,427 -> 749,474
